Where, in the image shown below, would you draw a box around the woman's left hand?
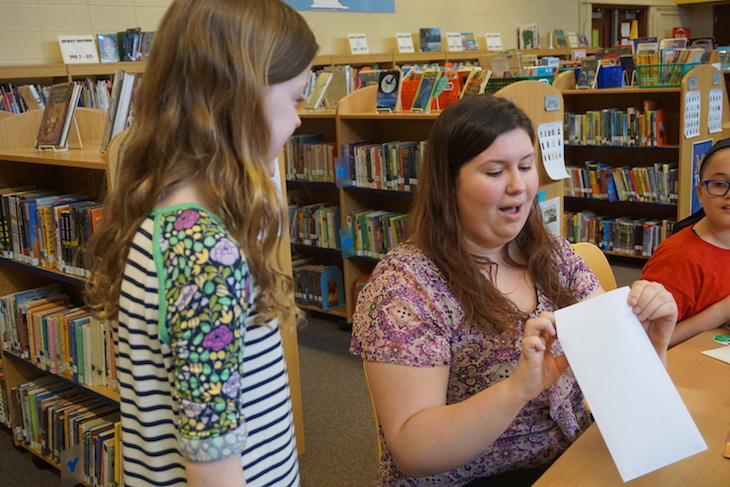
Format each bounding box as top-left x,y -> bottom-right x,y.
627,280 -> 678,365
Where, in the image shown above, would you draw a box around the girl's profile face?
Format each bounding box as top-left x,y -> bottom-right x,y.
454,128 -> 538,256
263,66 -> 311,175
698,150 -> 730,231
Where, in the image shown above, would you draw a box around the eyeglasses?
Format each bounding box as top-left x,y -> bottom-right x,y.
702,179 -> 730,196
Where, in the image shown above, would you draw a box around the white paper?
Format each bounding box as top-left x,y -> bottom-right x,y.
555,287 -> 707,482
58,35 -> 99,64
348,33 -> 369,54
537,121 -> 569,180
396,33 -> 415,53
701,345 -> 730,364
539,196 -> 560,236
684,90 -> 701,139
485,33 -> 502,51
446,33 -> 464,52
708,88 -> 723,134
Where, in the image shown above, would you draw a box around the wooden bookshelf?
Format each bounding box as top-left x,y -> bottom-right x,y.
556,64 -> 730,258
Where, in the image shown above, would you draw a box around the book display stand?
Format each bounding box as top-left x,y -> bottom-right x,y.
36,115 -> 83,152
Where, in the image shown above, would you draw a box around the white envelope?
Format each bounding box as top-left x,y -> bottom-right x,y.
555,286 -> 707,482
701,345 -> 730,364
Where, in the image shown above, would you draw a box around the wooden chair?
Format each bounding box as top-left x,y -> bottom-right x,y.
362,362 -> 383,460
572,241 -> 617,291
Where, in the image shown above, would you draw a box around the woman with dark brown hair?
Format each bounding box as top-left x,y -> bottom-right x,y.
351,95 -> 677,486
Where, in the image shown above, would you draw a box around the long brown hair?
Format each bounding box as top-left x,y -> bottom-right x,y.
85,0 -> 318,327
407,95 -> 578,332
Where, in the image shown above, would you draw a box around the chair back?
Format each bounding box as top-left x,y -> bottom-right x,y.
362,362 -> 383,460
572,242 -> 617,291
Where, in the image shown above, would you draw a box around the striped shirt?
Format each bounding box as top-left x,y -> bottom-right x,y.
116,205 -> 299,486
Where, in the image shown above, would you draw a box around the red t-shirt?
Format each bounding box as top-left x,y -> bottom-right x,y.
641,225 -> 730,321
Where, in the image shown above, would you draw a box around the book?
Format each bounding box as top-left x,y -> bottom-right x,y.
111,72 -> 137,138
460,69 -> 492,98
567,32 -> 580,48
96,34 -> 120,63
99,70 -> 125,153
410,70 -> 440,113
554,29 -> 568,48
461,32 -> 479,51
34,82 -> 82,150
576,58 -> 599,89
322,65 -> 351,108
375,69 -> 402,112
419,28 -> 442,52
304,71 -> 333,110
518,23 -> 539,49
18,85 -> 44,111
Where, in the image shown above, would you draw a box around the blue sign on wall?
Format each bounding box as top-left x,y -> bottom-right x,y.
284,1 -> 395,13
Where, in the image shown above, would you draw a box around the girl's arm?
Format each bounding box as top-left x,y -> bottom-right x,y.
668,295 -> 730,347
186,455 -> 246,486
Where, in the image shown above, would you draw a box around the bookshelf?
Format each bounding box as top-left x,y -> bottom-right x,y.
554,65 -> 730,258
0,108 -> 116,483
334,81 -> 565,322
0,106 -> 306,481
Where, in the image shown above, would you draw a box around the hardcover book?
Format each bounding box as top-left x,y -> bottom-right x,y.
96,34 -> 120,63
419,28 -> 442,52
576,58 -> 599,89
375,69 -> 402,112
518,23 -> 539,49
34,82 -> 82,151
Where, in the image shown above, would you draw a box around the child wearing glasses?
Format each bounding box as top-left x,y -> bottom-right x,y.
641,137 -> 730,346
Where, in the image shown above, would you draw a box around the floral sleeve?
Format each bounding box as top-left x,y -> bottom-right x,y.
156,207 -> 253,462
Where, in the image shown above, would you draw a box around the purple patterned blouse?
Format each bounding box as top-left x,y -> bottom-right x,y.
350,238 -> 599,486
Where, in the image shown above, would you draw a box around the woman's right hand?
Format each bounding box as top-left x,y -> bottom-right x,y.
510,312 -> 568,402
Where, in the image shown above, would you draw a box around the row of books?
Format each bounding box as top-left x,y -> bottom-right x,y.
303,64 -> 381,110
291,259 -> 345,311
564,161 -> 678,205
564,212 -> 675,257
1,83 -> 49,113
289,204 -> 341,250
100,69 -> 140,153
0,185 -> 103,277
0,284 -> 117,390
563,103 -> 667,147
283,134 -> 336,183
343,209 -> 409,259
112,28 -> 154,62
338,140 -> 425,192
0,77 -> 117,115
10,376 -> 119,485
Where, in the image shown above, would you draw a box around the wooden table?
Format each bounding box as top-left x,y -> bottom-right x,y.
534,328 -> 730,486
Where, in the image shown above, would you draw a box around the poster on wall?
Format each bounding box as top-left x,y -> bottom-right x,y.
284,0 -> 394,12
